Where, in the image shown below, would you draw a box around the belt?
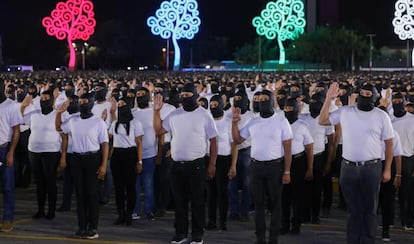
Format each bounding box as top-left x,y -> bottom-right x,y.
238,147 -> 250,153
252,158 -> 283,164
73,150 -> 99,156
0,143 -> 8,149
173,157 -> 205,164
314,151 -> 324,157
343,158 -> 381,167
293,152 -> 305,159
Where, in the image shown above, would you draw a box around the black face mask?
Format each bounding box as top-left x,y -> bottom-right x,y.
285,111 -> 298,124
16,92 -> 27,103
0,83 -> 6,103
95,89 -> 106,101
136,95 -> 149,109
393,103 -> 406,118
28,90 -> 38,99
408,95 -> 414,103
357,95 -> 375,112
6,92 -> 15,101
259,100 -> 274,118
40,99 -> 54,115
112,93 -> 120,101
223,101 -> 231,111
251,85 -> 256,92
118,105 -> 133,123
79,101 -> 94,119
253,101 -> 260,113
289,91 -> 301,99
65,88 -> 75,97
310,102 -> 323,118
340,95 -> 348,106
182,95 -> 198,112
234,99 -> 249,114
67,101 -> 79,114
210,84 -> 219,94
277,98 -> 286,110
210,106 -> 224,118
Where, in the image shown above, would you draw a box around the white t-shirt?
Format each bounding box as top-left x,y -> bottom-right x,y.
61,112 -> 80,154
160,103 -> 176,143
132,108 -> 158,159
329,106 -> 394,162
227,111 -> 255,150
290,119 -> 314,155
0,99 -> 22,145
240,113 -> 293,161
391,114 -> 414,157
26,111 -> 61,153
300,114 -> 334,154
109,119 -> 144,148
162,107 -> 218,161
61,116 -> 109,153
92,101 -> 112,128
13,102 -> 29,132
55,91 -> 67,109
214,117 -> 233,156
381,130 -> 402,160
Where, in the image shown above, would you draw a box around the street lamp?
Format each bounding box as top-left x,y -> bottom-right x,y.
366,34 -> 376,71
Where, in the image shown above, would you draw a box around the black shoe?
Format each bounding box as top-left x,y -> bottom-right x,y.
146,213 -> 155,221
32,211 -> 46,219
382,229 -> 390,242
205,222 -> 217,230
85,229 -> 99,240
171,235 -> 189,244
56,206 -> 70,212
46,212 -> 55,220
74,229 -> 86,239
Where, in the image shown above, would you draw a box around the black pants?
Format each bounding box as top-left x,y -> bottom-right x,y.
333,145 -> 346,208
71,153 -> 101,231
399,155 -> 414,227
379,160 -> 396,230
304,152 -> 325,222
60,153 -> 74,209
154,143 -> 172,212
28,151 -> 60,214
250,160 -> 283,243
111,147 -> 137,215
15,129 -> 31,187
282,153 -> 307,231
207,155 -> 231,225
171,158 -> 206,240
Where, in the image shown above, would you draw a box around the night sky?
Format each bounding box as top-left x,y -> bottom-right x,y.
0,0 -> 403,67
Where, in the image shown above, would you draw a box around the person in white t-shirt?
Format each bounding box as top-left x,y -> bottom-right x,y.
319,83 -> 394,244
232,89 -> 293,244
153,83 -> 218,244
21,90 -> 61,220
0,80 -> 21,232
109,96 -> 143,226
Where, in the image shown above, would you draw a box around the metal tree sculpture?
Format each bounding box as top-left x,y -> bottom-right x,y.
147,0 -> 201,71
252,0 -> 306,67
393,0 -> 414,66
42,0 -> 96,71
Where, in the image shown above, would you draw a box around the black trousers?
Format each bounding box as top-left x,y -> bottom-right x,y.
111,147 -> 137,215
282,153 -> 307,230
379,160 -> 396,230
399,155 -> 414,227
171,158 -> 206,240
154,143 -> 172,212
304,152 -> 325,221
250,160 -> 283,243
207,155 -> 231,225
333,145 -> 346,208
15,129 -> 31,187
71,153 -> 101,231
28,151 -> 60,214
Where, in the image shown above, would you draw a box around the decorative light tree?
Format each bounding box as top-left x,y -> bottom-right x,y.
147,0 -> 201,71
42,0 -> 96,71
252,0 -> 306,68
393,0 -> 414,67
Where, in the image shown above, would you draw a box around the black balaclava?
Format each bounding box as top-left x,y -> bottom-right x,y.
225,83 -> 236,98
181,83 -> 199,112
116,97 -> 134,136
288,84 -> 302,99
382,80 -> 391,90
168,88 -> 180,108
234,91 -> 250,114
392,93 -> 406,118
65,82 -> 75,97
315,82 -> 328,97
339,84 -> 350,106
357,84 -> 378,112
136,87 -> 150,109
309,93 -> 325,118
252,91 -> 261,113
222,93 -> 231,111
250,83 -> 257,92
79,93 -> 94,119
28,83 -> 38,99
284,98 -> 299,124
210,95 -> 224,118
210,81 -> 220,94
40,90 -> 54,115
236,83 -> 246,94
198,97 -> 208,109
407,88 -> 414,103
95,82 -> 107,102
111,88 -> 120,101
259,90 -> 275,118
6,85 -> 16,101
0,79 -> 6,103
16,85 -> 28,103
277,90 -> 287,110
67,95 -> 80,114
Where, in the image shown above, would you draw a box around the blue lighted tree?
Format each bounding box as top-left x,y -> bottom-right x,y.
147,0 -> 201,71
252,0 -> 306,68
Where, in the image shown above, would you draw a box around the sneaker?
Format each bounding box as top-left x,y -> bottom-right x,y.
146,213 -> 155,221
73,230 -> 86,239
85,229 -> 99,240
404,226 -> 414,231
171,236 -> 189,244
190,239 -> 203,244
131,213 -> 140,220
382,230 -> 390,242
0,221 -> 13,232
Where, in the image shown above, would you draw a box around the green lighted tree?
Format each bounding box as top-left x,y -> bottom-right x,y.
252,0 -> 306,67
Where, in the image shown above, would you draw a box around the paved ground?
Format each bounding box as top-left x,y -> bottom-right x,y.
0,183 -> 413,244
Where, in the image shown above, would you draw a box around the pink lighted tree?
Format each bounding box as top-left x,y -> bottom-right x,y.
42,0 -> 96,71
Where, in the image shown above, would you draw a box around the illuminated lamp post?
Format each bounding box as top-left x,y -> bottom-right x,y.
393,0 -> 414,67
42,0 -> 96,71
147,0 -> 201,71
252,0 -> 306,70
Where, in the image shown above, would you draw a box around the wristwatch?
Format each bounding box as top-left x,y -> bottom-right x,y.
284,171 -> 290,175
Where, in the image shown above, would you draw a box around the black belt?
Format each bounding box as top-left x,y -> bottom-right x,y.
73,150 -> 99,156
314,151 -> 324,157
0,143 -> 8,149
343,158 -> 381,167
252,158 -> 283,164
173,157 -> 205,164
293,152 -> 305,159
238,147 -> 250,153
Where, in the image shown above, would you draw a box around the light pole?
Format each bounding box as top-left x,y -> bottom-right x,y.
81,42 -> 89,70
366,34 -> 376,71
166,39 -> 170,71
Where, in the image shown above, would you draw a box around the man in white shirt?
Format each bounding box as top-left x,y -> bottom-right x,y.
319,83 -> 393,244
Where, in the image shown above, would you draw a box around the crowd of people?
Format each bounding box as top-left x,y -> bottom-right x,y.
0,70 -> 414,244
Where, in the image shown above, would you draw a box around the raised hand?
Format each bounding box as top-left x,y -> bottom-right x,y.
153,94 -> 164,111
232,107 -> 241,123
57,100 -> 70,113
21,95 -> 33,108
326,82 -> 340,100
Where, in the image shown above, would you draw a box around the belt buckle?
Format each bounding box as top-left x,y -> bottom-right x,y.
357,161 -> 365,167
